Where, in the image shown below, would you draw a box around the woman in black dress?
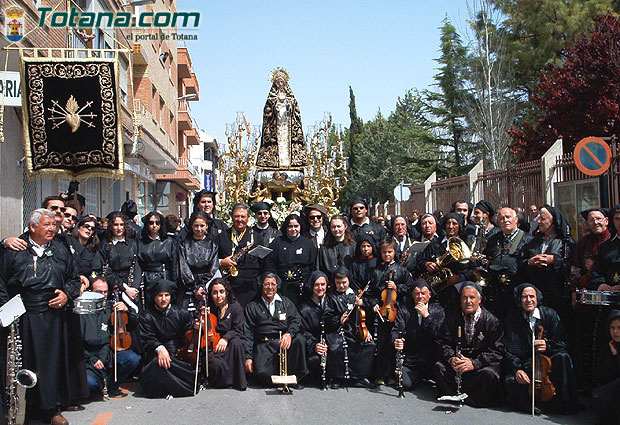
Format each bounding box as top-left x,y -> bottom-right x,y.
318,215 -> 356,282
179,211 -> 220,310
71,216 -> 101,282
205,278 -> 247,390
137,211 -> 179,303
96,212 -> 141,307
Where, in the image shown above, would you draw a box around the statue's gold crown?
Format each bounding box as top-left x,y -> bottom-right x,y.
269,67 -> 289,84
5,6 -> 24,19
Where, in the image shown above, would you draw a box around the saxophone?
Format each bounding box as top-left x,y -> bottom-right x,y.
6,320 -> 37,425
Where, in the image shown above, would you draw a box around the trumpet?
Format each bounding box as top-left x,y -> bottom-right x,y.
271,331 -> 297,393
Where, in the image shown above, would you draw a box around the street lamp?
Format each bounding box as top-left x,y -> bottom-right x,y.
121,0 -> 156,7
177,94 -> 198,101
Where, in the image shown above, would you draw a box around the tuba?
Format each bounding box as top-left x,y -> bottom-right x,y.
6,320 -> 38,425
422,237 -> 472,291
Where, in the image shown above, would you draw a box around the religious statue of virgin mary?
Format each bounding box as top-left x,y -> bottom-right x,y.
256,68 -> 308,169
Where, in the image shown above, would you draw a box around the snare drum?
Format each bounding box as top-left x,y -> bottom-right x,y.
73,291 -> 105,314
575,288 -> 620,306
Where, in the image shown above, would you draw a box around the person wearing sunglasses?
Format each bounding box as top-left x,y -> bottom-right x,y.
61,205 -> 79,234
138,212 -> 178,306
250,201 -> 280,248
302,204 -> 328,248
348,198 -> 386,247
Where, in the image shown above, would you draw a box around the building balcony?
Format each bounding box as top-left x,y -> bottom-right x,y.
184,128 -> 199,146
178,99 -> 194,132
181,73 -> 199,97
132,43 -> 148,65
156,157 -> 201,190
133,99 -> 178,172
177,47 -> 192,80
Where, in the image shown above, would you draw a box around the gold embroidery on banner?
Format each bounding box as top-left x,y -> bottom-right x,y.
47,95 -> 96,132
25,61 -> 117,170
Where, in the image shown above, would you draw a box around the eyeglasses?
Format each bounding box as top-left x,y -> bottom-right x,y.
81,223 -> 95,230
50,205 -> 66,212
309,215 -> 322,220
63,212 -> 77,221
587,217 -> 606,224
262,282 -> 277,287
352,206 -> 365,211
256,211 -> 269,216
149,221 -> 160,225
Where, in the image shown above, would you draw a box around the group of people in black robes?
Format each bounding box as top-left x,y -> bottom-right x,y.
2,190 -> 620,425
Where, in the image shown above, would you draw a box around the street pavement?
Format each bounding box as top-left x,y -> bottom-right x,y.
51,380 -> 595,425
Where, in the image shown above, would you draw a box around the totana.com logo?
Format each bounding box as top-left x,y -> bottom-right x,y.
4,6 -> 25,42
38,7 -> 199,28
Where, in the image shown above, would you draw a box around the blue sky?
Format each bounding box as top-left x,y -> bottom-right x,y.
181,0 -> 470,148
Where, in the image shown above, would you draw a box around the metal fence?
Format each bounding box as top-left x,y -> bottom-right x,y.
431,175 -> 469,213
475,160 -> 543,211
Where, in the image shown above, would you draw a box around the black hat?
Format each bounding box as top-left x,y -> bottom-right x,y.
455,281 -> 483,298
580,208 -> 609,221
349,198 -> 368,211
608,309 -> 620,327
541,205 -> 571,239
152,279 -> 177,298
121,200 -> 137,219
513,283 -> 543,306
251,202 -> 271,214
475,200 -> 495,218
411,278 -> 434,295
441,212 -> 465,231
303,204 -> 328,216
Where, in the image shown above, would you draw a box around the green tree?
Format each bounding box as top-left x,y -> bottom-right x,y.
496,0 -> 619,100
424,16 -> 473,173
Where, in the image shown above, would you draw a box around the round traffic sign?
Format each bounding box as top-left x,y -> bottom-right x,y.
176,192 -> 186,202
573,137 -> 612,176
393,184 -> 411,202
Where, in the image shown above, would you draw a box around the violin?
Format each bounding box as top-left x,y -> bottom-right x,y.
356,292 -> 369,341
177,304 -> 221,364
529,326 -> 556,402
379,267 -> 398,322
110,291 -> 132,351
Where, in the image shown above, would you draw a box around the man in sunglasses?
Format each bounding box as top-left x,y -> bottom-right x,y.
251,201 -> 280,247
348,198 -> 386,246
61,205 -> 79,234
302,204 -> 328,248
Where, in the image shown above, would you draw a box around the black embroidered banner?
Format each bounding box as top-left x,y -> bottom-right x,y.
20,56 -> 124,179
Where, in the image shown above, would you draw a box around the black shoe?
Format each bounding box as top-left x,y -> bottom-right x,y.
357,378 -> 377,389
330,381 -> 341,389
108,388 -> 128,398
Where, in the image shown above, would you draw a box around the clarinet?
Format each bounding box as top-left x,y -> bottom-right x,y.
320,319 -> 327,390
456,326 -> 464,405
341,327 -> 350,380
396,332 -> 405,399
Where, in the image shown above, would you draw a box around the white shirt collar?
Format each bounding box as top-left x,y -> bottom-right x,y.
255,223 -> 269,230
28,237 -> 48,257
351,217 -> 370,227
309,227 -> 324,237
148,234 -> 160,241
112,237 -> 126,245
262,293 -> 282,315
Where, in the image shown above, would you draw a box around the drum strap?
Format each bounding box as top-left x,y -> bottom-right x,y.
508,230 -> 525,256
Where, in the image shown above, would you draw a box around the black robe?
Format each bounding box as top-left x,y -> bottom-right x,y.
80,302 -> 140,389
350,257 -> 377,292
96,239 -> 142,297
366,262 -> 413,379
417,235 -> 476,313
265,235 -> 317,305
324,290 -> 375,380
298,297 -> 326,384
252,225 -> 280,248
217,228 -> 261,307
592,236 -> 620,288
503,306 -> 578,412
137,237 -> 179,300
178,235 -> 220,309
208,301 -> 247,390
243,295 -> 308,385
433,307 -> 504,407
349,219 -> 387,247
318,241 -> 355,282
0,236 -> 81,412
391,302 -> 445,389
482,229 -> 533,319
138,304 -> 196,398
592,341 -> 620,425
518,233 -> 575,320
